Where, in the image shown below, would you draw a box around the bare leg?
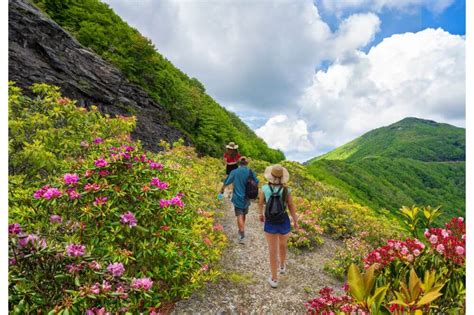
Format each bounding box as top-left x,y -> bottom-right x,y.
278,233 -> 290,268
265,232 -> 279,281
236,215 -> 245,233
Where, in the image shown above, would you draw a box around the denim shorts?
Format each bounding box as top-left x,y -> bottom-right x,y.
264,214 -> 291,235
235,207 -> 249,216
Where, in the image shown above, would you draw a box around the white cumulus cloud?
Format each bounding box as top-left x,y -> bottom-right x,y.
319,0 -> 455,15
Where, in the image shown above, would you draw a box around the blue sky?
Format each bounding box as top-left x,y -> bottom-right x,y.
104,0 -> 466,161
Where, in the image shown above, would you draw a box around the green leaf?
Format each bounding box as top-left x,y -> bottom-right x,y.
348,263 -> 366,301
417,291 -> 443,306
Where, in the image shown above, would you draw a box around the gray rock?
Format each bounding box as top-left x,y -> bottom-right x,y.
8,0 -> 187,152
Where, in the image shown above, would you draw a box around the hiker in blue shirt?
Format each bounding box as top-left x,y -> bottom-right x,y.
220,156 -> 258,244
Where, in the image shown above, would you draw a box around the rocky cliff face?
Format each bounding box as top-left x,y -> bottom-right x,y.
9,0 -> 186,151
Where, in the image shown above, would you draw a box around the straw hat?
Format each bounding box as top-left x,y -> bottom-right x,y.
226,142 -> 239,149
264,164 -> 289,184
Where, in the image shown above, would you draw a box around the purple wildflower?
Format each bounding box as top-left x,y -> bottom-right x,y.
131,277 -> 153,291
9,223 -> 22,235
120,212 -> 137,227
93,196 -> 108,206
50,215 -> 62,223
94,158 -> 108,168
107,262 -> 125,277
93,137 -> 103,144
42,188 -> 62,200
63,173 -> 79,185
66,243 -> 85,257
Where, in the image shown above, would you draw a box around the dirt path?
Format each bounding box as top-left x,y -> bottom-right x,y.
171,195 -> 343,314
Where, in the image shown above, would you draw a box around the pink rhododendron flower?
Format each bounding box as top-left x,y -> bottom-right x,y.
400,247 -> 409,255
115,285 -> 128,299
203,238 -> 212,246
200,264 -> 209,272
86,307 -> 109,315
66,263 -> 82,273
441,229 -> 450,238
50,215 -> 62,223
413,249 -> 421,257
131,277 -> 153,291
429,235 -> 438,244
99,170 -> 109,177
149,162 -> 164,170
91,283 -> 101,294
93,137 -> 103,144
171,196 -> 185,207
107,262 -> 125,277
455,246 -> 465,255
84,183 -> 101,191
18,234 -> 46,249
150,177 -> 169,190
63,173 -> 79,185
94,158 -> 108,168
42,188 -> 63,200
120,212 -> 137,227
93,196 -> 108,206
9,223 -> 22,235
67,189 -> 81,200
66,244 -> 85,257
160,199 -> 172,208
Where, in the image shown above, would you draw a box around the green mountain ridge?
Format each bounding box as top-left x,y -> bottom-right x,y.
31,0 -> 284,162
309,117 -> 465,163
307,117 -> 465,223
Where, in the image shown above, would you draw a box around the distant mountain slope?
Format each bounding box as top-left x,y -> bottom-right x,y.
310,117 -> 465,163
26,0 -> 284,162
307,118 -> 465,223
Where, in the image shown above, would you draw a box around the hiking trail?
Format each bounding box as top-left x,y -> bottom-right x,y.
171,193 -> 344,314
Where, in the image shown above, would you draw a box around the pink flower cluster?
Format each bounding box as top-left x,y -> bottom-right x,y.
50,215 -> 62,223
364,238 -> 425,269
63,173 -> 79,185
66,243 -> 86,257
424,217 -> 465,265
160,194 -> 185,209
149,162 -> 164,170
9,223 -> 22,235
213,223 -> 224,232
93,196 -> 108,206
94,158 -> 108,168
107,262 -> 125,277
18,234 -> 47,250
150,177 -> 169,190
67,188 -> 81,200
33,185 -> 62,199
84,183 -> 101,191
120,211 -> 137,227
93,137 -> 104,144
131,277 -> 153,291
305,286 -> 357,315
86,307 -> 110,315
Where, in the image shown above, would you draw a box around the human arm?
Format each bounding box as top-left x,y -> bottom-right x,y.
220,171 -> 235,193
286,192 -> 299,230
258,190 -> 265,222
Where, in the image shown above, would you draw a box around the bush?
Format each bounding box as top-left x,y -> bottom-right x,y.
306,217 -> 466,314
8,85 -> 227,313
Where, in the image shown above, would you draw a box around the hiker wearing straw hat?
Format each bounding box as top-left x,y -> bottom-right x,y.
220,156 -> 259,244
258,164 -> 299,288
223,142 -> 241,176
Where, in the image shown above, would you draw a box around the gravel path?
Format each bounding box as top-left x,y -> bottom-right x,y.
171,195 -> 343,314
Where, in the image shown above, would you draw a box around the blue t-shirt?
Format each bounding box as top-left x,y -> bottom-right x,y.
224,166 -> 259,209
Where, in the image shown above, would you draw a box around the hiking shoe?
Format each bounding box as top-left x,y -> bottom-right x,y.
279,264 -> 286,274
238,234 -> 245,244
267,275 -> 278,288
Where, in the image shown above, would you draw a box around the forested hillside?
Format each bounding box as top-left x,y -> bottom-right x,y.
30,0 -> 284,162
307,118 -> 465,223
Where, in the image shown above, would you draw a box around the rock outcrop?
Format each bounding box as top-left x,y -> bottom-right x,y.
9,0 -> 186,151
